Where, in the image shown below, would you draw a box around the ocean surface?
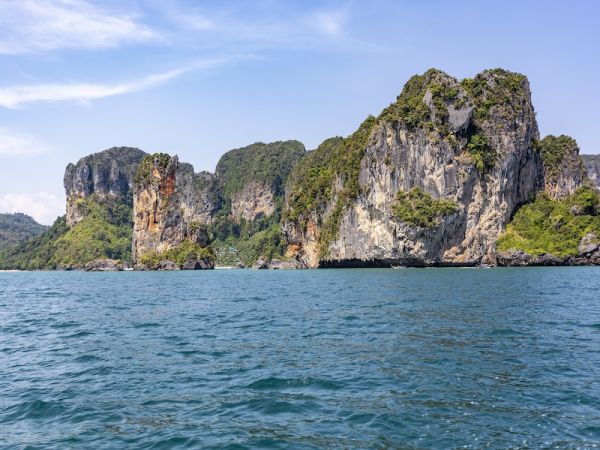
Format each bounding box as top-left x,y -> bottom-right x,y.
1,268 -> 600,449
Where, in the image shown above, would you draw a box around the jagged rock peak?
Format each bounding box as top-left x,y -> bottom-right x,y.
64,146 -> 147,226
132,153 -> 218,265
537,135 -> 588,199
283,67 -> 541,268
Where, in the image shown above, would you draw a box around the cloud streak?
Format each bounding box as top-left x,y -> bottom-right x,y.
0,0 -> 159,54
0,58 -> 237,108
0,127 -> 48,156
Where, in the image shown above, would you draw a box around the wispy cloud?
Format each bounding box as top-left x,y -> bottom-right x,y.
311,9 -> 347,37
0,192 -> 64,225
0,0 -> 159,54
0,58 -> 238,108
0,127 -> 48,156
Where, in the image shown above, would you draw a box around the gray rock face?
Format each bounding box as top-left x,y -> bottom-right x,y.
284,69 -> 542,268
230,181 -> 276,221
158,260 -> 179,271
496,250 -> 532,266
252,256 -> 269,269
84,258 -> 123,271
579,233 -> 600,255
268,258 -> 306,269
540,136 -> 588,199
582,155 -> 600,190
182,256 -> 214,270
132,155 -> 218,263
64,147 -> 147,226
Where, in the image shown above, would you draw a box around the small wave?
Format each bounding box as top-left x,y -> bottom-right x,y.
133,322 -> 161,329
246,376 -> 340,391
2,399 -> 65,422
63,330 -> 93,339
74,354 -> 103,363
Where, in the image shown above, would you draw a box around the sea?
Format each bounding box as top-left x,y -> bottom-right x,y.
1,267 -> 600,449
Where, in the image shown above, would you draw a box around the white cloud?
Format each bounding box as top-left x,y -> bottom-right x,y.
0,58 -> 235,108
0,0 -> 159,54
311,10 -> 346,37
0,128 -> 48,156
0,192 -> 64,225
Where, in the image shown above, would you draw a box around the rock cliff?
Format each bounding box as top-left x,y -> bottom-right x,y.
283,68 -> 543,268
215,141 -> 305,222
132,153 -> 218,266
64,147 -> 147,226
538,135 -> 588,199
582,155 -> 600,190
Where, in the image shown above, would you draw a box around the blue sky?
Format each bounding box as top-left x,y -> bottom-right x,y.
0,0 -> 599,224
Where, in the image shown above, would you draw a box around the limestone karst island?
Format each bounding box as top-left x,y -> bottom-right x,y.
3,2 -> 600,448
1,68 -> 600,271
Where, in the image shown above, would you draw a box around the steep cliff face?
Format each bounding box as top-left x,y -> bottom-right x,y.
215,141 -> 305,221
132,153 -> 218,265
582,155 -> 600,190
538,135 -> 588,199
64,147 -> 147,226
230,181 -> 276,221
284,69 -> 542,267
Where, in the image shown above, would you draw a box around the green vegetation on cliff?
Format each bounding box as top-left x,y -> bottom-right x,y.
537,135 -> 584,177
497,186 -> 600,257
134,153 -> 172,185
285,68 -> 531,260
380,68 -> 458,132
139,240 -> 214,269
392,187 -> 458,228
0,213 -> 48,251
209,203 -> 287,266
216,141 -> 305,198
285,116 -> 377,258
0,197 -> 133,270
460,69 -> 527,121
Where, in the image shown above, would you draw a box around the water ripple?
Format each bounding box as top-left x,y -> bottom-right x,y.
1,268 -> 600,448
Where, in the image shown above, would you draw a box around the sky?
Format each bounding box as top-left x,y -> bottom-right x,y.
0,0 -> 599,224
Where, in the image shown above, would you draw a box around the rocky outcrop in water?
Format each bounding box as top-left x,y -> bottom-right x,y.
283,69 -> 543,268
64,147 -> 147,226
84,258 -> 124,271
131,154 -> 218,264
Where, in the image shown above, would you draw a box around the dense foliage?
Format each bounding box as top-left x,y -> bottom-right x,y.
392,187 -> 458,228
380,68 -> 458,134
139,240 -> 214,269
134,153 -> 172,185
460,69 -> 527,122
537,135 -> 583,177
216,141 -> 305,198
0,213 -> 47,251
208,200 -> 287,266
285,116 -> 377,258
212,224 -> 286,267
0,197 -> 133,270
467,133 -> 495,173
497,186 -> 600,257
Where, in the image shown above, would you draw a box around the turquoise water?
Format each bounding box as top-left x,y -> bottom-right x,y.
1,268 -> 600,449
